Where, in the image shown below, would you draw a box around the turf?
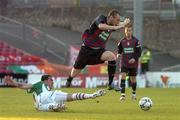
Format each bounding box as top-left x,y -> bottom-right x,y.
0,88 -> 180,120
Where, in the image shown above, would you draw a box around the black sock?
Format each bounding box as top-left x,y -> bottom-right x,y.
108,60 -> 116,86
132,82 -> 137,94
120,79 -> 126,93
67,75 -> 73,82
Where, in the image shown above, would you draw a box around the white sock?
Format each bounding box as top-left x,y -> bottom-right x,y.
72,93 -> 93,100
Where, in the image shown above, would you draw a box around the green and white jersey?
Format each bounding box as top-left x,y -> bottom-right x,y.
27,81 -> 50,95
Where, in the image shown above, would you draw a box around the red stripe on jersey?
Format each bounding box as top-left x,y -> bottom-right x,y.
82,29 -> 112,48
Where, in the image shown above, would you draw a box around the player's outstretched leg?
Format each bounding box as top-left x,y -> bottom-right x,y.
69,89 -> 107,101
92,89 -> 106,98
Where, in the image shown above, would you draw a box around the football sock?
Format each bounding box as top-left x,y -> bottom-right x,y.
120,79 -> 126,93
72,93 -> 93,100
108,60 -> 116,86
67,75 -> 73,82
132,91 -> 136,95
132,82 -> 137,93
66,76 -> 73,87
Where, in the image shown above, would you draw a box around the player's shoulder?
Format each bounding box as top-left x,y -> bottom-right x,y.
118,37 -> 126,46
98,14 -> 106,19
95,14 -> 106,21
132,36 -> 139,42
120,37 -> 127,42
33,81 -> 43,86
132,36 -> 141,47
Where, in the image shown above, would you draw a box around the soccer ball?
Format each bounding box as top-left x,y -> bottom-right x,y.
139,97 -> 153,111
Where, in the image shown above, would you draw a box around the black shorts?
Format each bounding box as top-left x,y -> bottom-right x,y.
74,46 -> 105,69
121,66 -> 137,76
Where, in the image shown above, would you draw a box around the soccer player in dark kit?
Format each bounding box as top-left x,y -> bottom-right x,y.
117,23 -> 141,101
66,9 -> 130,90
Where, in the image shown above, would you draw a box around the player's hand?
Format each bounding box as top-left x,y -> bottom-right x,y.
124,18 -> 130,25
116,54 -> 120,58
115,18 -> 130,30
113,25 -> 123,30
128,58 -> 135,64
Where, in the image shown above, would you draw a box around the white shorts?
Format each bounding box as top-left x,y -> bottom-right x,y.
52,90 -> 68,103
35,90 -> 68,111
36,90 -> 68,104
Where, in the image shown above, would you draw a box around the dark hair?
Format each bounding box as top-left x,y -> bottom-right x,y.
107,9 -> 120,18
41,74 -> 52,81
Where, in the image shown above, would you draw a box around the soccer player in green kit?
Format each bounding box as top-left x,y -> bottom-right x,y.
4,74 -> 106,112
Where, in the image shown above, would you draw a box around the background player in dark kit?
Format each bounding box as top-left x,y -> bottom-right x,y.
117,23 -> 141,101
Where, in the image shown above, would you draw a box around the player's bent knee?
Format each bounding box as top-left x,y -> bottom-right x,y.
101,51 -> 116,61
108,52 -> 116,61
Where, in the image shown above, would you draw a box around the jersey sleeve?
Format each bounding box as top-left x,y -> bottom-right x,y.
134,39 -> 142,60
117,40 -> 123,54
94,15 -> 106,26
27,84 -> 34,93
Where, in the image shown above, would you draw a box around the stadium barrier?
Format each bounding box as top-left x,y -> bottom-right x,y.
0,73 -> 28,87
0,15 -> 67,64
2,72 -> 180,88
146,72 -> 180,88
161,64 -> 180,71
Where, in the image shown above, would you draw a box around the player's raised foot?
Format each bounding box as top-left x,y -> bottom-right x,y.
92,89 -> 106,98
131,93 -> 137,100
113,86 -> 122,92
107,85 -> 114,90
107,85 -> 122,92
120,94 -> 126,101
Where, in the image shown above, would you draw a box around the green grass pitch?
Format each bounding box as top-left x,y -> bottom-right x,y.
0,88 -> 180,120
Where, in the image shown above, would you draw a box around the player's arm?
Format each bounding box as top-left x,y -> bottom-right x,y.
134,40 -> 142,60
129,40 -> 141,64
117,41 -> 123,55
4,75 -> 32,90
98,18 -> 130,31
98,24 -> 120,31
95,14 -> 130,31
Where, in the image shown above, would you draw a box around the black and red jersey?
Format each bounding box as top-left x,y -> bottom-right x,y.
82,15 -> 113,49
118,36 -> 142,68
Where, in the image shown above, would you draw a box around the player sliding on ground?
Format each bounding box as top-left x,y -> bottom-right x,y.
4,74 -> 106,112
